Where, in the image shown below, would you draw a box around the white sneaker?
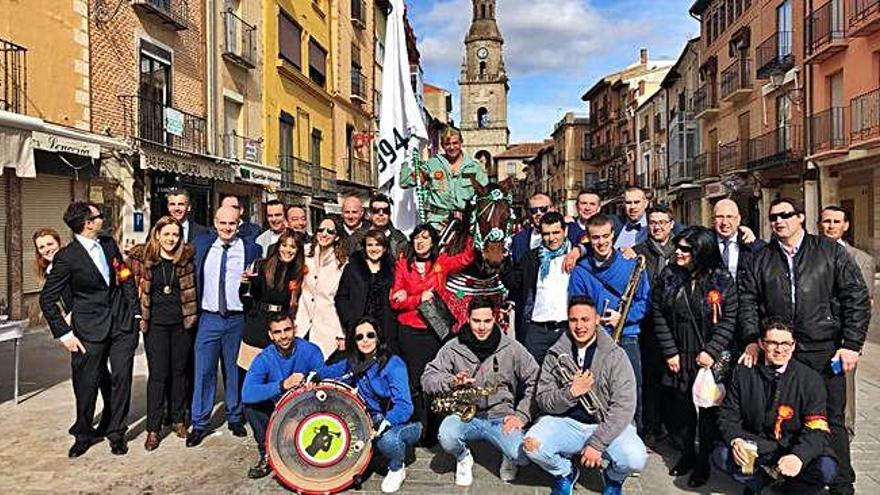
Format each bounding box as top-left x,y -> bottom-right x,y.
455,450 -> 474,487
499,456 -> 518,482
381,467 -> 406,493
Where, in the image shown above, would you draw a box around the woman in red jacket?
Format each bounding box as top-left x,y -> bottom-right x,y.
390,223 -> 474,446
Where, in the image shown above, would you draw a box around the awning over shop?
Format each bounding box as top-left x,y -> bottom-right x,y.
0,127 -> 35,177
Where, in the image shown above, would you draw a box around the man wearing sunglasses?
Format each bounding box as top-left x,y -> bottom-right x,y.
738,197 -> 869,495
345,194 -> 408,259
511,193 -> 555,263
715,318 -> 837,494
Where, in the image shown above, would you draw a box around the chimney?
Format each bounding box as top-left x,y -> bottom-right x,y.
640,48 -> 648,65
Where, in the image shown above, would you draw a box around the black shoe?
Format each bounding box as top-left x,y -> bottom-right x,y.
687,466 -> 710,487
109,438 -> 129,456
186,428 -> 210,447
229,423 -> 247,438
669,456 -> 696,476
68,437 -> 101,458
247,457 -> 272,479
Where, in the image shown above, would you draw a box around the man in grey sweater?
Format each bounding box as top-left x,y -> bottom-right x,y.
523,295 -> 647,495
421,296 -> 539,487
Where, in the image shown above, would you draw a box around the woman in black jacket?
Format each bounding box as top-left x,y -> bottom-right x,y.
238,229 -> 305,370
334,229 -> 398,351
652,225 -> 738,487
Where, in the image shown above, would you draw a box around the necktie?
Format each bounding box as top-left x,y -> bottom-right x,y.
92,243 -> 110,285
219,243 -> 230,316
721,238 -> 731,269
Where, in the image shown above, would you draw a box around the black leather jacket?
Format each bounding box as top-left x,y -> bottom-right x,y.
738,233 -> 870,353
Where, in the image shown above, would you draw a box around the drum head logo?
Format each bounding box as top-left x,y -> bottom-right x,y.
295,413 -> 350,467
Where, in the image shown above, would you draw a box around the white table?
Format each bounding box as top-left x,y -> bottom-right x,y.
0,319 -> 28,404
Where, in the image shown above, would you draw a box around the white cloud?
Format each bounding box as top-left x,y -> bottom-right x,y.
411,0 -> 644,77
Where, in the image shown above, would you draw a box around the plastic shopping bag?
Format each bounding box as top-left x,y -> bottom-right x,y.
692,367 -> 726,408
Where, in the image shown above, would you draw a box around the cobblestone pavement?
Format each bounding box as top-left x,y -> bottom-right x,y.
1,323 -> 879,494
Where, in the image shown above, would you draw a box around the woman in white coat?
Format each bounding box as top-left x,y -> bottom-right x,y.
296,215 -> 349,360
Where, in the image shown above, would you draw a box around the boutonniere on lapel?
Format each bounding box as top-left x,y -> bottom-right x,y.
433,170 -> 445,181
774,404 -> 795,441
112,258 -> 133,283
707,289 -> 722,324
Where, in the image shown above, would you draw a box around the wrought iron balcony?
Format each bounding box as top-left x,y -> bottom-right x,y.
748,125 -> 804,170
279,155 -> 313,194
222,132 -> 262,163
719,140 -> 745,174
720,58 -> 752,102
694,151 -> 718,180
669,158 -> 698,186
693,82 -> 719,119
222,10 -> 256,69
119,95 -> 206,154
351,69 -> 367,102
318,167 -> 338,197
806,2 -> 847,63
343,156 -> 372,185
850,0 -> 880,36
850,88 -> 879,145
810,107 -> 848,154
756,31 -> 794,78
132,0 -> 189,30
0,37 -> 27,113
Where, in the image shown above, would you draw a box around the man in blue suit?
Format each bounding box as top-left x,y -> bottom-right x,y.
512,193 -> 555,263
567,189 -> 622,247
614,187 -> 650,250
188,205 -> 261,447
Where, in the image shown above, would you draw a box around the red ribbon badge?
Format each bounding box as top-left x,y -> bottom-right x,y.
433,170 -> 445,181
774,404 -> 795,441
707,289 -> 722,324
112,258 -> 132,283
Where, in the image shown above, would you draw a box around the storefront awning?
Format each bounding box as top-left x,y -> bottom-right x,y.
0,127 -> 35,177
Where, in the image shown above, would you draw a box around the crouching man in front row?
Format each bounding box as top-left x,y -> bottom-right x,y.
421,296 -> 539,487
523,295 -> 647,495
713,317 -> 837,495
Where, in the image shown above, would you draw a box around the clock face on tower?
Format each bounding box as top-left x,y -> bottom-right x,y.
477,47 -> 489,59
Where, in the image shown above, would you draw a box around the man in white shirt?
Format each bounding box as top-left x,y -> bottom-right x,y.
712,199 -> 764,281
255,199 -> 287,256
502,211 -> 573,364
166,188 -> 207,243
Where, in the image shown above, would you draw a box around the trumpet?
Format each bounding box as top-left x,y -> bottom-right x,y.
556,353 -> 607,423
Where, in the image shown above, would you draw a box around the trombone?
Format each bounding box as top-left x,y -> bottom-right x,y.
556,353 -> 607,423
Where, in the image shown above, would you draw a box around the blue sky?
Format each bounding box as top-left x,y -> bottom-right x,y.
408,0 -> 699,143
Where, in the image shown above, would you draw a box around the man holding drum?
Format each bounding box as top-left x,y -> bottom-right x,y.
241,313 -> 324,479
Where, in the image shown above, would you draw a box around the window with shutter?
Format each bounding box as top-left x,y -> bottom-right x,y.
309,39 -> 327,87
279,10 -> 302,68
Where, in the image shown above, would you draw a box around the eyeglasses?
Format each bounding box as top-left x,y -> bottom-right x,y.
768,211 -> 798,222
763,339 -> 794,351
648,220 -> 670,227
528,206 -> 549,214
371,207 -> 391,215
355,331 -> 377,341
675,244 -> 693,253
317,227 -> 336,235
88,213 -> 104,221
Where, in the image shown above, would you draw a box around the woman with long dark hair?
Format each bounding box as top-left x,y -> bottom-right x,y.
335,229 -> 398,351
296,215 -> 349,360
319,316 -> 421,493
389,223 -> 474,446
652,225 -> 738,487
238,230 -> 305,370
127,216 -> 198,450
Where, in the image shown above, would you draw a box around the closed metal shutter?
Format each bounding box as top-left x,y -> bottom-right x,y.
0,177 -> 7,306
21,176 -> 73,293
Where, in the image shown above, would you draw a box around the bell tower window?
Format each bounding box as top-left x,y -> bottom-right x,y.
477,107 -> 489,128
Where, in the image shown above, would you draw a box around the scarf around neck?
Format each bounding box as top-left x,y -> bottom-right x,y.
459,324 -> 502,363
539,239 -> 571,281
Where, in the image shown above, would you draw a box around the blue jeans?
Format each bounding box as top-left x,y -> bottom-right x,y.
191,312 -> 245,429
618,336 -> 642,429
524,416 -> 647,483
376,422 -> 423,470
712,444 -> 837,493
438,415 -> 529,465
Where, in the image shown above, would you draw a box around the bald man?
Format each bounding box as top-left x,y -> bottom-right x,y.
512,193 -> 555,263
189,205 -> 262,447
341,196 -> 369,235
712,199 -> 764,281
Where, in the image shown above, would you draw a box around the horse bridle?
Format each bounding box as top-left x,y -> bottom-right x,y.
470,188 -> 514,251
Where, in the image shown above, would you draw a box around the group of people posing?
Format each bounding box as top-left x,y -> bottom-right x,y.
33,128 -> 872,495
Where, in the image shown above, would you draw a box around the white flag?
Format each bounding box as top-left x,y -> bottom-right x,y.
378,0 -> 428,234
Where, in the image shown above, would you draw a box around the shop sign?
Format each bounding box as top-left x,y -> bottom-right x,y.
164,107 -> 185,137
238,163 -> 281,187
140,149 -> 236,182
704,182 -> 725,197
32,131 -> 100,158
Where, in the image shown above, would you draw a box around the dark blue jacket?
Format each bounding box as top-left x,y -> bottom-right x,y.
193,231 -> 261,308
238,221 -> 262,244
241,339 -> 325,404
568,214 -> 624,246
511,227 -> 536,264
568,251 -> 651,338
320,355 -> 414,425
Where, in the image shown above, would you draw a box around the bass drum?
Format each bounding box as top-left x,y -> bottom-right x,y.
266,380 -> 374,494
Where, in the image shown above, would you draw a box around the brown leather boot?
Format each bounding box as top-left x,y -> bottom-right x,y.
144,431 -> 161,451
171,423 -> 189,439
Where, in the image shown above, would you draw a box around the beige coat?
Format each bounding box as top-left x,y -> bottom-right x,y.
295,246 -> 346,359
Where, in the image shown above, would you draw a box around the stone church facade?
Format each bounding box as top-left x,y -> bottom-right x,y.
459,0 -> 509,179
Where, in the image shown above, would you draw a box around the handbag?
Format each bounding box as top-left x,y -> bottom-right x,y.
417,290 -> 454,341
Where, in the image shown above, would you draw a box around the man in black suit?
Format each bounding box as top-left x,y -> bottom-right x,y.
40,201 -> 140,458
712,199 -> 765,281
166,188 -> 207,244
